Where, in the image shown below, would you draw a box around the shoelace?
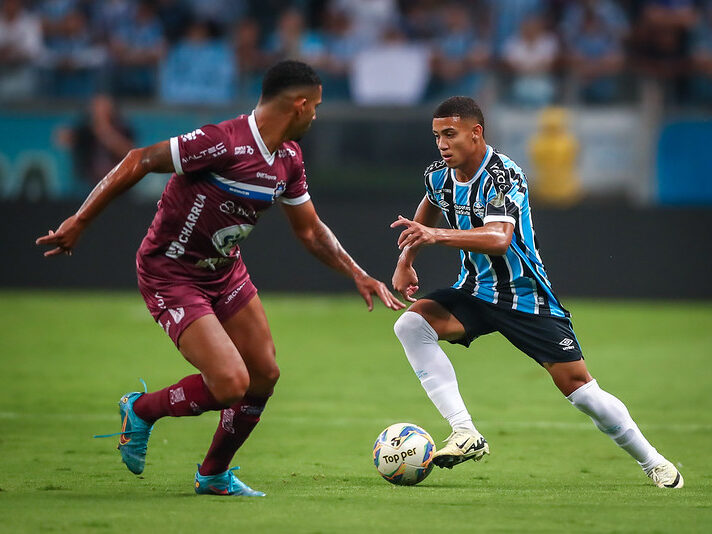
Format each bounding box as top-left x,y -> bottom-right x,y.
93,378 -> 148,439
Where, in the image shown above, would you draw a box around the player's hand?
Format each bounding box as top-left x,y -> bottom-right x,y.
390,215 -> 439,250
354,273 -> 406,312
392,262 -> 419,303
35,215 -> 86,257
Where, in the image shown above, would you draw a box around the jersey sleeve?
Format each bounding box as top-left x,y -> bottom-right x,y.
483,169 -> 524,226
277,146 -> 311,206
424,172 -> 439,206
169,124 -> 232,175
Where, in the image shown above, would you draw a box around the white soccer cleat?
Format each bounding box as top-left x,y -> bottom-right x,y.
647,460 -> 684,489
431,430 -> 489,469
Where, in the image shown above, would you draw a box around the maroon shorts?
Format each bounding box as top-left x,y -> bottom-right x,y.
137,260 -> 257,347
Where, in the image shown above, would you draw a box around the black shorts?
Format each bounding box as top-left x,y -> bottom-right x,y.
422,288 -> 584,365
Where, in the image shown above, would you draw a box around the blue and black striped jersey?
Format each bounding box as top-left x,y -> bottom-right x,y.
424,145 -> 569,318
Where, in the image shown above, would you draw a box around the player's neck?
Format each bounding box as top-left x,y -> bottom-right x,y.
454,143 -> 488,182
253,105 -> 290,154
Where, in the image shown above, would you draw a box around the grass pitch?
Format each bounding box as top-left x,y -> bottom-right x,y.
1,291 -> 711,533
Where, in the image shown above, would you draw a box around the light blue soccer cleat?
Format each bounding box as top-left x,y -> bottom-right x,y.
194,465 -> 266,497
94,380 -> 154,475
116,390 -> 154,474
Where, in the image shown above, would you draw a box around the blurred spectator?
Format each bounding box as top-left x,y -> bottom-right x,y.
55,93 -> 134,190
108,0 -> 166,97
560,0 -> 628,44
330,0 -> 399,48
502,16 -> 559,107
400,0 -> 439,41
90,0 -> 135,43
159,20 -> 235,105
233,17 -> 271,99
691,3 -> 712,102
630,0 -> 698,101
38,0 -> 78,45
428,2 -> 491,100
156,0 -> 193,44
264,8 -> 327,66
314,7 -> 362,98
528,106 -> 582,207
563,1 -> 627,103
350,26 -> 430,105
486,0 -> 546,56
41,8 -> 107,98
0,0 -> 43,100
186,0 -> 245,32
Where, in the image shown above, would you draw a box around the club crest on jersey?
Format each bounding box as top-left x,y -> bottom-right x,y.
474,201 -> 485,218
273,180 -> 287,200
211,224 -> 255,256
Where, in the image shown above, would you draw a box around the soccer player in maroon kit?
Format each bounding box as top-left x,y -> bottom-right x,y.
36,61 -> 405,496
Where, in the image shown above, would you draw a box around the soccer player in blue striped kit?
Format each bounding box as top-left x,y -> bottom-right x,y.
390,96 -> 683,489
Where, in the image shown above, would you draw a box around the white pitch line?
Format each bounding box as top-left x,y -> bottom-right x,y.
0,412 -> 710,432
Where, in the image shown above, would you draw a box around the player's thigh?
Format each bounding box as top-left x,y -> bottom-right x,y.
409,298 -> 467,341
178,314 -> 250,398
220,294 -> 279,390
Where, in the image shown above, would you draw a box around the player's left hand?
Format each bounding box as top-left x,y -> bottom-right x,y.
35,214 -> 86,257
390,215 -> 439,250
354,273 -> 406,311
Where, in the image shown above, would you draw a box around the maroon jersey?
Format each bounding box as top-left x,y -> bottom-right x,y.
137,112 -> 310,280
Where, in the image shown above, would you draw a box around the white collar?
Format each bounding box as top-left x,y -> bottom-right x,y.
451,145 -> 493,186
248,110 -> 275,166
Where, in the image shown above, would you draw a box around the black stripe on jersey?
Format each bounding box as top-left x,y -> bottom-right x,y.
512,231 -> 569,317
490,256 -> 514,304
459,178 -> 480,294
441,171 -> 458,229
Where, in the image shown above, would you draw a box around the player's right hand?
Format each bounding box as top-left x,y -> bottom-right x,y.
35,215 -> 85,257
392,263 -> 419,303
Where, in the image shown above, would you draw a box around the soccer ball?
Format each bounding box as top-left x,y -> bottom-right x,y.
373,423 -> 435,486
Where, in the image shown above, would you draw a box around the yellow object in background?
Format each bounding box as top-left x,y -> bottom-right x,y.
528,107 -> 582,207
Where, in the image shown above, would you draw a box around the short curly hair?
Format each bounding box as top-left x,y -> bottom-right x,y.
433,96 -> 485,135
261,60 -> 321,100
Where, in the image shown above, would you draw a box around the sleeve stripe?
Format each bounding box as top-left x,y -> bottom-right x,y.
169,136 -> 183,175
483,215 -> 516,226
278,192 -> 311,205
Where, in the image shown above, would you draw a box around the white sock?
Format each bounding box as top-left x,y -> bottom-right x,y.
567,379 -> 665,472
394,311 -> 477,434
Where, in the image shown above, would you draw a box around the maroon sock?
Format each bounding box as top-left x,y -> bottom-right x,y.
198,395 -> 270,476
133,374 -> 225,424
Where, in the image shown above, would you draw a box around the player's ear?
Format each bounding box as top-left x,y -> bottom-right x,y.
472,123 -> 482,142
294,97 -> 308,115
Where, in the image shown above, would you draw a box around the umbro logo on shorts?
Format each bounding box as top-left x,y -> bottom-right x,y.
559,338 -> 576,350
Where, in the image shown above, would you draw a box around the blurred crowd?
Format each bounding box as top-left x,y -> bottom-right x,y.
3,0 -> 712,106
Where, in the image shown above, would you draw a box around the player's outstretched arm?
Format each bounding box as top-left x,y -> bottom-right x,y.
35,141 -> 174,257
391,214 -> 513,256
281,200 -> 405,311
391,196 -> 442,302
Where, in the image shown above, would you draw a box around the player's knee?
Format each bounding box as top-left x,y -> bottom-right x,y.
394,311 -> 433,343
212,371 -> 250,406
394,311 -> 418,338
250,360 -> 280,394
